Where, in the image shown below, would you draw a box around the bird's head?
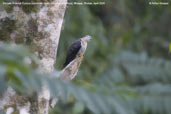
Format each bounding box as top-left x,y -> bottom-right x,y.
81,35 -> 92,42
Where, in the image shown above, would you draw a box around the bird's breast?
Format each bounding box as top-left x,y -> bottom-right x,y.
79,40 -> 87,54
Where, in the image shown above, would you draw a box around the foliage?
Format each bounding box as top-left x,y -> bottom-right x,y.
1,44 -> 171,114
0,0 -> 171,114
0,44 -> 133,114
94,51 -> 171,114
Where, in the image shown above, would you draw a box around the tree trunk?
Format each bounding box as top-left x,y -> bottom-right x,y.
0,0 -> 67,113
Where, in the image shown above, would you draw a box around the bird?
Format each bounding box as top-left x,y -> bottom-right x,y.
50,35 -> 92,107
63,35 -> 92,68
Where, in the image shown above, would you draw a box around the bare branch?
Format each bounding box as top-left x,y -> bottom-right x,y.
60,56 -> 83,81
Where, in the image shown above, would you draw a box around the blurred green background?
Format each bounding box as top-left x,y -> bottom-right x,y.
54,0 -> 171,113
0,0 -> 171,114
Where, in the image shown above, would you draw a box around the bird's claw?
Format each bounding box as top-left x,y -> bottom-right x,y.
78,54 -> 84,60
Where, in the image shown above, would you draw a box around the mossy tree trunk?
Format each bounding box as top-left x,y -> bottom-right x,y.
0,0 -> 67,113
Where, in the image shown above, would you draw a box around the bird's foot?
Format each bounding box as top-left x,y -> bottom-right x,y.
78,53 -> 84,60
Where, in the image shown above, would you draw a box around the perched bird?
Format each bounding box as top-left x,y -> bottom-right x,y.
50,35 -> 92,107
63,35 -> 92,67
59,35 -> 91,80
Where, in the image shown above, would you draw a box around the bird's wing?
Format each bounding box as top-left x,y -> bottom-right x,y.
63,39 -> 81,67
